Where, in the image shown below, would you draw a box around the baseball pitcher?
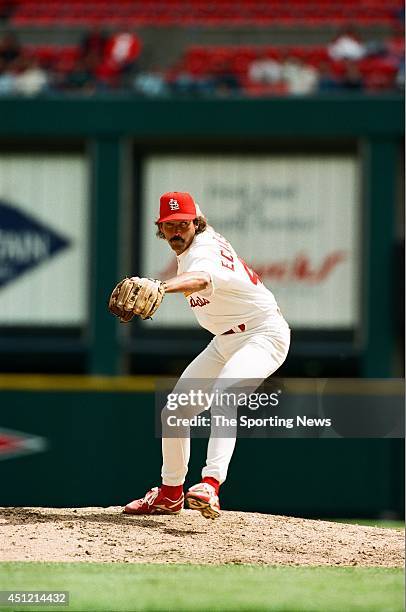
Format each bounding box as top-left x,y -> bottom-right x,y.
108,192 -> 290,519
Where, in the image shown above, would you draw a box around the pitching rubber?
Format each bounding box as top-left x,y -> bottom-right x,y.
186,495 -> 221,519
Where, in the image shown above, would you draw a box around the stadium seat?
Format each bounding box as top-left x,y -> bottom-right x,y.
9,0 -> 404,27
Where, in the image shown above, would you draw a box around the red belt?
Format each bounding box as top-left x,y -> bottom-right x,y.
222,323 -> 246,335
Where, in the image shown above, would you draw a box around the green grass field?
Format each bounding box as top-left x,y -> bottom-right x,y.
332,519 -> 404,530
0,563 -> 404,612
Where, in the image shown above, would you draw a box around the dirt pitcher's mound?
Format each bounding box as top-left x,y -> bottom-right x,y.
0,507 -> 403,566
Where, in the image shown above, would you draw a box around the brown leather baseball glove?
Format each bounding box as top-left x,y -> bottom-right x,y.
108,277 -> 166,322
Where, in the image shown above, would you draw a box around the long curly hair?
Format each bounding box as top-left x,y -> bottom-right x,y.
155,216 -> 208,239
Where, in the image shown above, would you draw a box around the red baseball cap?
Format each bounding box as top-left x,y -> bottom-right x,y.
158,192 -> 197,223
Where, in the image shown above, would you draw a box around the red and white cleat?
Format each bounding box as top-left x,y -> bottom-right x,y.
124,487 -> 184,515
185,483 -> 221,519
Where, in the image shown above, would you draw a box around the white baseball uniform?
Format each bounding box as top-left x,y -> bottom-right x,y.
162,227 -> 290,485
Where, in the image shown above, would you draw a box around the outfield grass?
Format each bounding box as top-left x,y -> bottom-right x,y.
0,563 -> 403,612
332,519 -> 405,530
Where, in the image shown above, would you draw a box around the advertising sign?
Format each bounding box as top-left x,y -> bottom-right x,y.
0,154 -> 89,325
141,154 -> 360,329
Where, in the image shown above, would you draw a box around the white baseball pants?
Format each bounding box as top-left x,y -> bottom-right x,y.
161,314 -> 290,486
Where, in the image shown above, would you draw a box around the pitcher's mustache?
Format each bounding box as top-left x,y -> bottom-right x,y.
170,236 -> 185,243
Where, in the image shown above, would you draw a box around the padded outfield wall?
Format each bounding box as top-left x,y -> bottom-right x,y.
0,378 -> 403,516
0,95 -> 403,513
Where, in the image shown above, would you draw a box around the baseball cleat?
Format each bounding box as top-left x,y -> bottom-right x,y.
123,487 -> 184,515
185,483 -> 221,519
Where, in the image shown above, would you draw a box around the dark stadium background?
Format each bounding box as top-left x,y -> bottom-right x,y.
0,0 -> 403,518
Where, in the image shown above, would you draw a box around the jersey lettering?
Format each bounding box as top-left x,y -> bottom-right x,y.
189,296 -> 210,308
213,233 -> 236,271
176,228 -> 279,336
221,259 -> 235,271
220,249 -> 234,263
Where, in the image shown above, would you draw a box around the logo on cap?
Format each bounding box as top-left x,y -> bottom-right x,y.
168,199 -> 180,211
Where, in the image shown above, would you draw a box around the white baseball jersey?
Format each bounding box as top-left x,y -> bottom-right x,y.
177,227 -> 281,335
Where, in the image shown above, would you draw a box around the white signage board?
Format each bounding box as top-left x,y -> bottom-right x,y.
0,153 -> 89,325
141,154 -> 360,329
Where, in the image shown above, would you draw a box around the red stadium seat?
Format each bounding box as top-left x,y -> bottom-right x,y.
9,0 -> 404,27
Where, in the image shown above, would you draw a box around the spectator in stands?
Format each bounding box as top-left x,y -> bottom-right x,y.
92,55 -> 120,90
133,70 -> 169,97
248,53 -> 282,85
64,57 -> 97,94
394,4 -> 405,27
396,57 -> 405,91
317,61 -> 339,93
0,57 -> 15,95
328,28 -> 366,62
0,1 -> 14,22
212,57 -> 241,97
14,57 -> 48,96
0,32 -> 21,68
282,56 -> 318,95
80,27 -> 107,62
169,70 -> 215,97
103,30 -> 142,86
340,60 -> 364,91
